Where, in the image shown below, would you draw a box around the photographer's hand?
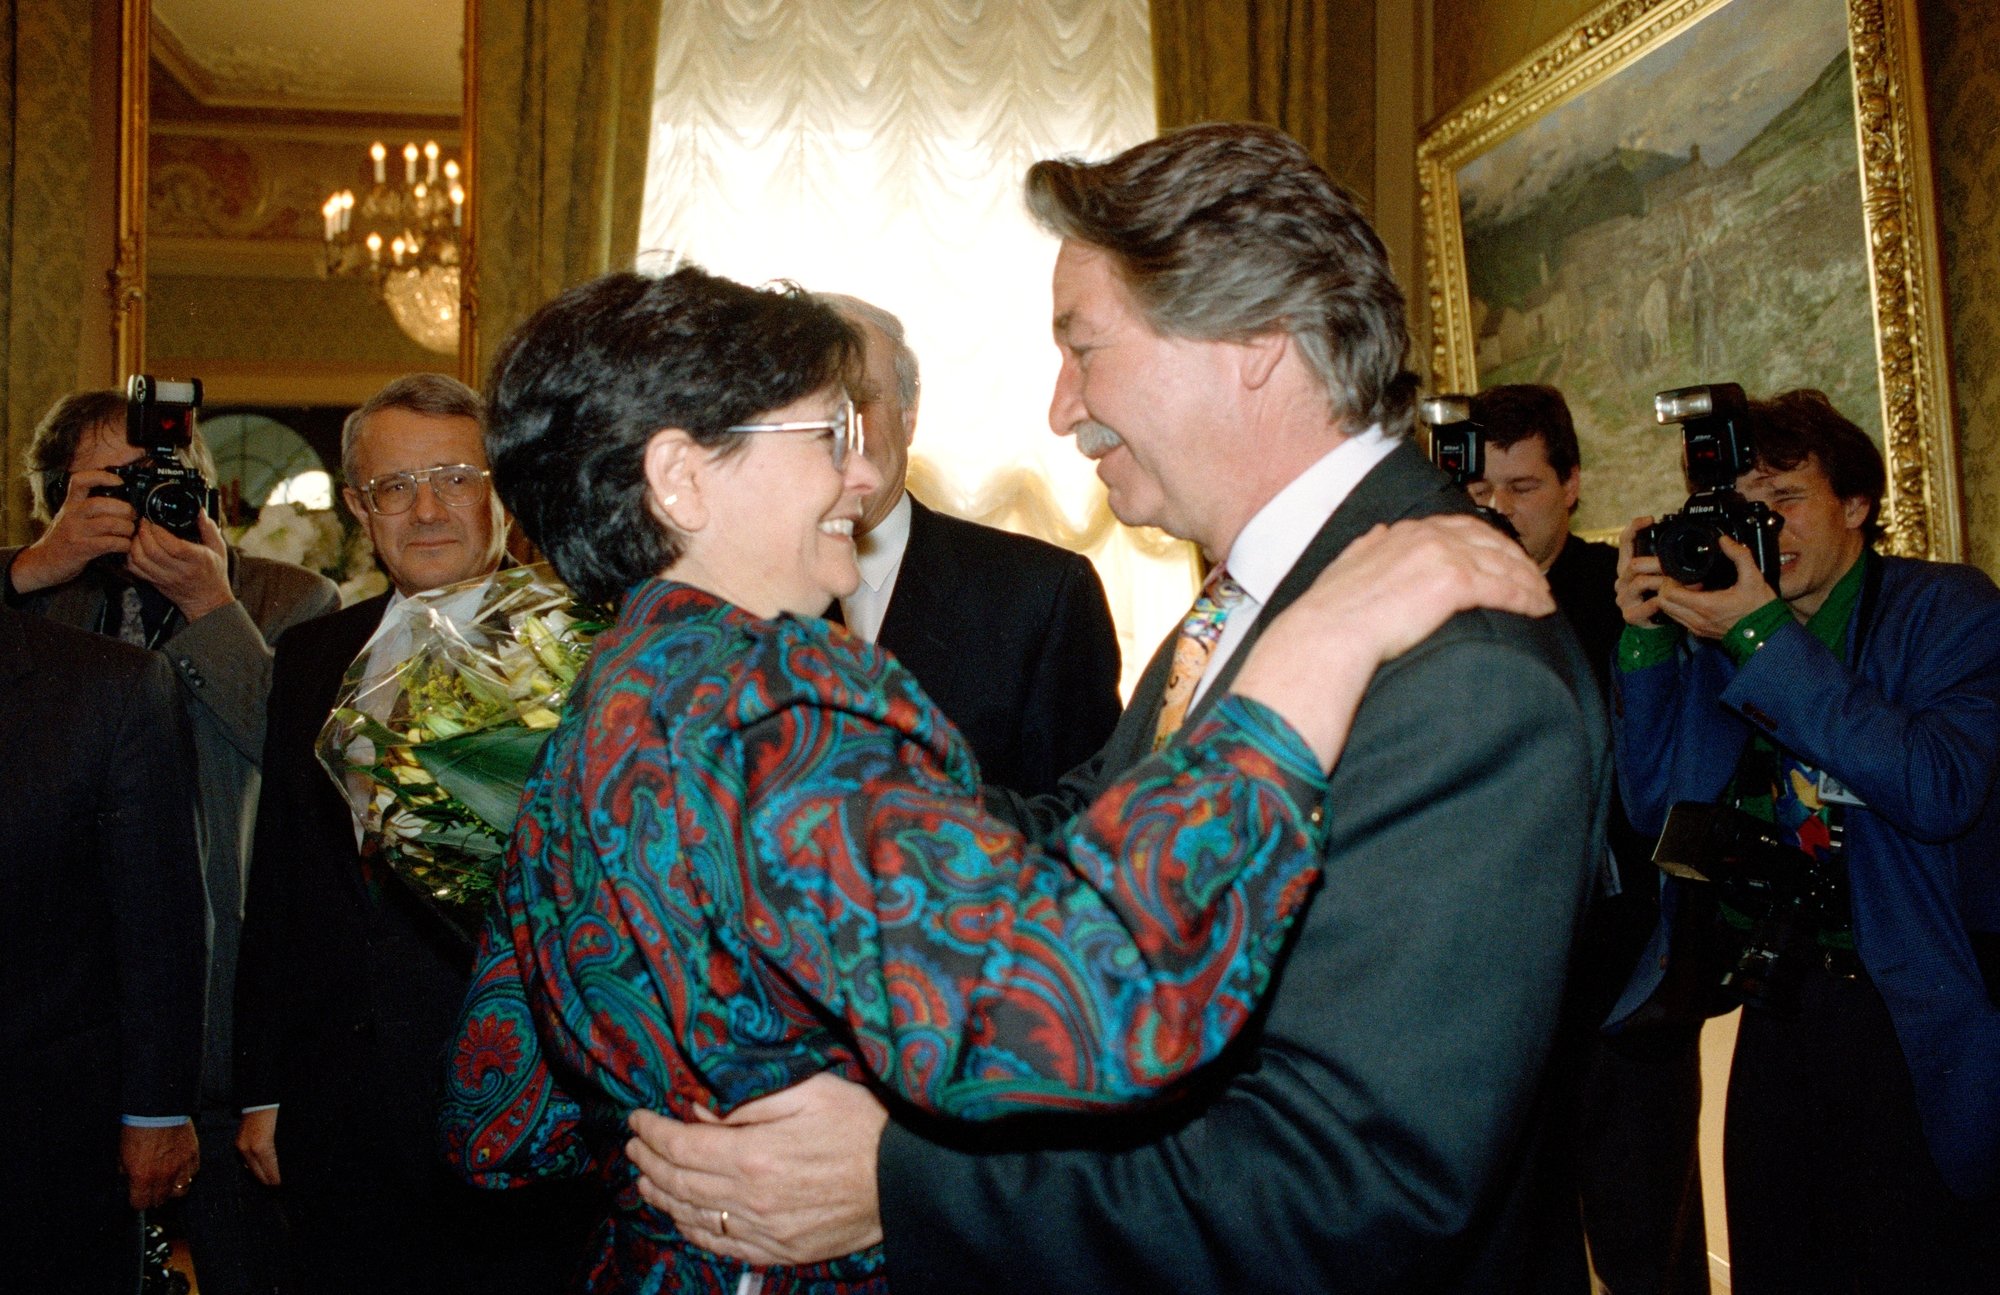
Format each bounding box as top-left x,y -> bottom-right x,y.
1654,534 -> 1782,640
127,512 -> 233,623
1615,518 -> 1668,628
8,470 -> 137,595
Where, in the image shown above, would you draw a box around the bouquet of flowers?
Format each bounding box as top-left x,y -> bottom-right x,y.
317,563 -> 605,938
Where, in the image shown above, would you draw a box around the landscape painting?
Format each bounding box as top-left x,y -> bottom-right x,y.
1440,0 -> 1876,534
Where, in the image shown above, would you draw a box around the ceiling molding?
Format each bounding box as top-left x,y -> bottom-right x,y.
150,3 -> 459,119
152,118 -> 462,147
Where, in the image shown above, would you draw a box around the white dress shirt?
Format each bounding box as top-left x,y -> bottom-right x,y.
840,490 -> 912,643
1189,425 -> 1399,709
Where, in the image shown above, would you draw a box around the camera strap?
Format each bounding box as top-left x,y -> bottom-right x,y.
94,578 -> 181,652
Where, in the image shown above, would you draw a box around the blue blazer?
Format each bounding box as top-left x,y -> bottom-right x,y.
1610,553 -> 2000,1199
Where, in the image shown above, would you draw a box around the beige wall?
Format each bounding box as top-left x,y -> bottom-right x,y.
1428,0 -> 1999,578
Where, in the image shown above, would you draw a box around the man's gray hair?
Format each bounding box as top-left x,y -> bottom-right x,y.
816,293 -> 920,408
25,389 -> 219,523
340,372 -> 486,486
1025,122 -> 1416,435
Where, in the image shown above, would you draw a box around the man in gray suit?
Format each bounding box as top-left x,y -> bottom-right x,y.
3,390 -> 338,1295
629,124 -> 1608,1292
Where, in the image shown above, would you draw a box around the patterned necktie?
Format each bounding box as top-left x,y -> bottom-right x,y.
116,585 -> 150,647
1152,568 -> 1247,751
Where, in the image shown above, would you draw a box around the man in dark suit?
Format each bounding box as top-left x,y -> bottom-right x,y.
233,374 -> 592,1293
0,603 -> 207,1293
818,293 -> 1121,796
4,390 -> 338,1295
627,124 -> 1610,1292
1469,383 -> 1707,1294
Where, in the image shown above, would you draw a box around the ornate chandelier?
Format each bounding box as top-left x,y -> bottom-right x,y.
322,141 -> 466,355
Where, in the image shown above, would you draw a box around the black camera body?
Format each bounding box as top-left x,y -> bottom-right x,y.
1418,394 -> 1518,540
1634,382 -> 1783,592
1654,801 -> 1852,1014
91,375 -> 217,543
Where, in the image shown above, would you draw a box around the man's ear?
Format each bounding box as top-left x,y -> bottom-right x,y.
341,485 -> 371,530
1840,493 -> 1872,531
1562,465 -> 1582,514
643,428 -> 705,531
1238,331 -> 1289,390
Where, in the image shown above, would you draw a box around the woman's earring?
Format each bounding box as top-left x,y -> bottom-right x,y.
661,493 -> 680,507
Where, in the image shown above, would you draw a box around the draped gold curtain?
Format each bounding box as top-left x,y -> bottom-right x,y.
1149,0 -> 1375,204
470,0 -> 659,381
0,0 -> 94,545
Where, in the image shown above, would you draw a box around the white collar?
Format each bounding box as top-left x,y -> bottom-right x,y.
1222,425 -> 1398,604
854,491 -> 912,593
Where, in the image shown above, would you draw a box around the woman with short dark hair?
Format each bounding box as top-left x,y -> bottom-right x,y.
443,266 -> 1552,1293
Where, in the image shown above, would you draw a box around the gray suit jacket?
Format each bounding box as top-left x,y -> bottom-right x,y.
1,545 -> 339,1105
883,441 -> 1611,1293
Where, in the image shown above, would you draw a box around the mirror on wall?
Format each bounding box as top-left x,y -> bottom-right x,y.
116,0 -> 469,595
143,0 -> 466,395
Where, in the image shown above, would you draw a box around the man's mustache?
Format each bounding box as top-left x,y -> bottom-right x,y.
1075,421 -> 1124,458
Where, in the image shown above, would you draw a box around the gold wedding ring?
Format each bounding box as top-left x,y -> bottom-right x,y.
718,1208 -> 730,1237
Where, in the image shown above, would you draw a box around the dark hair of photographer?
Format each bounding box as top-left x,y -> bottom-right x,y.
1469,384 -> 1580,483
1744,388 -> 1885,544
26,389 -> 218,523
484,266 -> 860,608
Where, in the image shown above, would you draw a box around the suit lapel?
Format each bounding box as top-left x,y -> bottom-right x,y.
303,596 -> 392,909
1187,440 -> 1456,730
0,611 -> 35,754
40,569 -> 114,634
875,497 -> 960,662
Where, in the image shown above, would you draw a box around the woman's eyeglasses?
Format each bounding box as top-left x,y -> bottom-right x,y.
359,464 -> 492,515
725,399 -> 864,470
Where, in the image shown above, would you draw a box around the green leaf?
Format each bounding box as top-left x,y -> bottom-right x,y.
412,725 -> 551,833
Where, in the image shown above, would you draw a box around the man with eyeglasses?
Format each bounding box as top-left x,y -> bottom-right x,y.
815,293 -> 1121,797
5,389 -> 337,1295
233,374 -> 594,1294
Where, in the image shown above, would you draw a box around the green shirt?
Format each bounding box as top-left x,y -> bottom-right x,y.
1616,554 -> 1867,672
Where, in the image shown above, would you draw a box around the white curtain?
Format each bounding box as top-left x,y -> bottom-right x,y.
639,0 -> 1198,697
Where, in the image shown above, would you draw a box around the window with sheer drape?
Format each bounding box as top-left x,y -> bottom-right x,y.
638,0 -> 1198,696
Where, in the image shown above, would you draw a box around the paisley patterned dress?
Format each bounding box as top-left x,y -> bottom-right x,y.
441,578 -> 1329,1293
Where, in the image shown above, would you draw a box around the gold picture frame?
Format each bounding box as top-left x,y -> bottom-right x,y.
1418,0 -> 1960,559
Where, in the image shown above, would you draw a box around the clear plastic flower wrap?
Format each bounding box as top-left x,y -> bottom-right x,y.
317,563 -> 605,938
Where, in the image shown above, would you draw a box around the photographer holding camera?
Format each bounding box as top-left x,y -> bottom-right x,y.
1612,387 -> 2000,1289
4,387 -> 337,1295
1428,383 -> 1709,1295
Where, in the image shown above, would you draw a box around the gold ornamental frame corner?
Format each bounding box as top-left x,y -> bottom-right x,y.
1416,0 -> 1962,561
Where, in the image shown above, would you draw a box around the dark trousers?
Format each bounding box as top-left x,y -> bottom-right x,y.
1,1109 -> 139,1294
181,1105 -> 285,1295
1577,1023 -> 1708,1295
1726,966 -> 2000,1293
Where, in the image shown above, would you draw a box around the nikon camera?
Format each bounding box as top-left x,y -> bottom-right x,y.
95,375 -> 219,543
1418,394 -> 1517,540
1633,383 -> 1783,592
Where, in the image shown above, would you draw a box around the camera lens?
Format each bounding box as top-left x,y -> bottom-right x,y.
1656,520 -> 1737,590
144,481 -> 203,537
